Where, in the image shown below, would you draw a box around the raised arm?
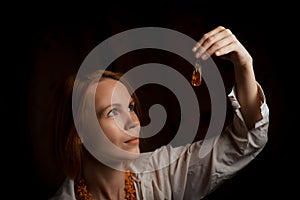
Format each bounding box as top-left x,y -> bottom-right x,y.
192,26 -> 262,129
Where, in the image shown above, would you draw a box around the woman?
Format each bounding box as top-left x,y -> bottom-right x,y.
49,26 -> 269,200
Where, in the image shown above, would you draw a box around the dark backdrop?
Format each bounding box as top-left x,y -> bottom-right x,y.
2,2 -> 297,199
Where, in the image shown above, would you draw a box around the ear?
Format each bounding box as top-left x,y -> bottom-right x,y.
76,134 -> 83,145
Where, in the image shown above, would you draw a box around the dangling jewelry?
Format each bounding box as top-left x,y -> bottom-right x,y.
191,60 -> 202,86
75,171 -> 137,200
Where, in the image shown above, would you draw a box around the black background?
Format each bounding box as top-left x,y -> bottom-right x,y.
2,1 -> 297,199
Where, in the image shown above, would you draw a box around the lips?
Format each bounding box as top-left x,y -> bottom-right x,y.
125,137 -> 140,144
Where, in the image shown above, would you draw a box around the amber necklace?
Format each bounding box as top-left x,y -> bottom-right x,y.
75,171 -> 137,200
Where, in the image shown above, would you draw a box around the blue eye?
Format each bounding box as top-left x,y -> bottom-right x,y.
128,103 -> 135,112
107,108 -> 119,117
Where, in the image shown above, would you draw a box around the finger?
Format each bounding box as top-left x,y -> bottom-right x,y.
192,26 -> 226,53
214,42 -> 236,57
204,33 -> 236,59
195,32 -> 229,59
194,27 -> 232,59
195,28 -> 234,59
193,26 -> 226,51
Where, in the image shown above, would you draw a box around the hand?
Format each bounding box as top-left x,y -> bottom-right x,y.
193,26 -> 262,129
192,26 -> 252,68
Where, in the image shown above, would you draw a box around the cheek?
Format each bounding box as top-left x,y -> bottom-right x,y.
99,119 -> 123,144
136,124 -> 141,134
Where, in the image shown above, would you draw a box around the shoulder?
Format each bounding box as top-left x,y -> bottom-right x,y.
48,177 -> 76,200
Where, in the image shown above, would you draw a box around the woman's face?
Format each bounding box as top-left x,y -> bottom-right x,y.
95,78 -> 141,154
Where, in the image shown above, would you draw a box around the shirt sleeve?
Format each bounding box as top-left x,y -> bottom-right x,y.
133,82 -> 269,200
184,82 -> 269,199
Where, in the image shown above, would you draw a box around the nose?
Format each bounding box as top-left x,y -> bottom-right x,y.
124,112 -> 140,131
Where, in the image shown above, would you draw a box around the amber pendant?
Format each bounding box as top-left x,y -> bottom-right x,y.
191,62 -> 202,86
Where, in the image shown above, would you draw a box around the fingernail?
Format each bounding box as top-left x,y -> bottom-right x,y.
195,52 -> 200,58
192,47 -> 197,52
201,54 -> 208,60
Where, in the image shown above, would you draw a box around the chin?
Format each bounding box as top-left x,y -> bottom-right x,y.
125,147 -> 140,159
127,147 -> 140,155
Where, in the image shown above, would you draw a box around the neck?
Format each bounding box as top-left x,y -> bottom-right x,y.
82,151 -> 127,200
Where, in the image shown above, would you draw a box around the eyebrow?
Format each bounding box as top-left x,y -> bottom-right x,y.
129,98 -> 135,105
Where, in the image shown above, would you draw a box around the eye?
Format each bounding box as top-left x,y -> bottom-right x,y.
107,108 -> 119,117
128,103 -> 135,112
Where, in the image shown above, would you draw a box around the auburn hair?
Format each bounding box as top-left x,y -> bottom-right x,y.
49,69 -> 141,180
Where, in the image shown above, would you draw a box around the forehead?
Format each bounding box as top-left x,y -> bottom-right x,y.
95,78 -> 131,105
